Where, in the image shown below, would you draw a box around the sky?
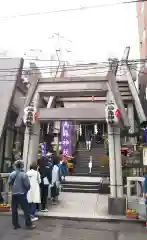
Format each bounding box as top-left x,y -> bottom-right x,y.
0,0 -> 139,64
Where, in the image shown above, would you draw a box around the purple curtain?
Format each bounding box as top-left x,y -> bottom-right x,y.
61,121 -> 72,156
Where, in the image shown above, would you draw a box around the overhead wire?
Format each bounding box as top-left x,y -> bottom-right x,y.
0,61 -> 141,73
0,58 -> 146,80
0,0 -> 146,20
0,67 -> 141,80
0,58 -> 146,73
1,57 -> 147,64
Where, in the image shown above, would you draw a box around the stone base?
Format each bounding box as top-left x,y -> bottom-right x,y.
108,196 -> 126,216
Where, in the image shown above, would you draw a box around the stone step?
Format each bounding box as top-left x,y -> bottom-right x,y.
62,183 -> 99,189
61,179 -> 102,193
73,172 -> 109,177
76,161 -> 102,163
62,180 -> 102,185
77,151 -> 106,153
61,187 -> 99,193
76,161 -> 102,164
75,165 -> 102,168
74,144 -> 107,177
77,155 -> 106,158
75,169 -> 104,172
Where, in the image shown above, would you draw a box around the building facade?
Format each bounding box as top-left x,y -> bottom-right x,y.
0,58 -> 27,172
137,1 -> 147,58
0,56 -> 142,173
137,1 -> 147,115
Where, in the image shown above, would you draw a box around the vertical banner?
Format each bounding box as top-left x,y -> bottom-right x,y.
61,121 -> 72,156
144,128 -> 147,144
41,143 -> 47,157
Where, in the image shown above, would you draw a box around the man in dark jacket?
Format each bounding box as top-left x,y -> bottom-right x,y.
38,157 -> 52,211
8,160 -> 35,229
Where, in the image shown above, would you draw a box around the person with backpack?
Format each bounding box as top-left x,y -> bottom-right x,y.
8,160 -> 35,230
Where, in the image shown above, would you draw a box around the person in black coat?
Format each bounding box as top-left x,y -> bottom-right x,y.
37,157 -> 52,212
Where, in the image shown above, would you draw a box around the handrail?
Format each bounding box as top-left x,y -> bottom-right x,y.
127,177 -> 144,197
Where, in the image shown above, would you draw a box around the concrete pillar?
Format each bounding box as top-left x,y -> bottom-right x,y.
5,129 -> 14,158
108,124 -> 126,215
15,131 -> 22,153
127,103 -> 135,145
108,124 -> 116,198
114,126 -> 123,198
53,121 -> 60,155
23,127 -> 30,171
27,121 -> 40,169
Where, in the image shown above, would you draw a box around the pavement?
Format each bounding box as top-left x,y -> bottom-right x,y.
0,216 -> 147,239
38,192 -> 135,222
0,176 -> 143,222
40,192 -> 115,219
65,176 -> 104,182
1,191 -> 141,222
1,191 -> 143,222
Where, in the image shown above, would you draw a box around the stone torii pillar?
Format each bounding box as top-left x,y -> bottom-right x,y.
106,93 -> 125,215
106,54 -> 130,215
23,93 -> 40,170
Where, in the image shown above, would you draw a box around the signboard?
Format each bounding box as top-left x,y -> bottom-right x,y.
61,121 -> 72,156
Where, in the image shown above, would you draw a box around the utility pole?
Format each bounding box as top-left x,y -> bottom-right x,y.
48,32 -> 72,66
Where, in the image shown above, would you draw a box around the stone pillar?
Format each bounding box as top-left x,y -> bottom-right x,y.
15,131 -> 23,153
108,124 -> 126,215
23,93 -> 40,170
27,121 -> 40,168
5,129 -> 14,158
108,124 -> 116,198
127,103 -> 135,145
114,126 -> 123,198
53,121 -> 60,155
23,127 -> 31,171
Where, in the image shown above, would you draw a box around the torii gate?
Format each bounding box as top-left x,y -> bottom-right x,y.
19,47 -> 146,215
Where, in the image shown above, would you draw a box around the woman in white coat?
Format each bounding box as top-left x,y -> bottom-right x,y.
27,162 -> 41,221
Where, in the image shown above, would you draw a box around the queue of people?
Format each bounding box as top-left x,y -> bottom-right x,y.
7,151 -> 74,230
